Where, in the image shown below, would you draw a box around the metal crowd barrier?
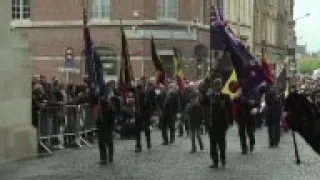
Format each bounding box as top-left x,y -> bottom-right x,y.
37,104 -> 97,154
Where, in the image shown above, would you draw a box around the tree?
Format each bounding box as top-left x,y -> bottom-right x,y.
298,59 -> 320,73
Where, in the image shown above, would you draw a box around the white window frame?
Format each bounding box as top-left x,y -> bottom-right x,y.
91,0 -> 111,20
157,0 -> 179,21
11,0 -> 31,21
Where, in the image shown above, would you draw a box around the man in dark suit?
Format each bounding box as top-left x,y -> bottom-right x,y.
265,86 -> 282,148
161,84 -> 180,145
135,77 -> 157,152
97,97 -> 116,165
203,79 -> 232,168
238,92 -> 259,154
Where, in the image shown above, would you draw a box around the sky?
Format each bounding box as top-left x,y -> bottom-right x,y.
295,0 -> 320,52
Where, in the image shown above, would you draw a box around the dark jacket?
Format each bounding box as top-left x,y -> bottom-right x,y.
98,98 -> 116,131
187,103 -> 203,129
134,85 -> 156,121
265,91 -> 282,123
202,93 -> 231,134
163,90 -> 180,122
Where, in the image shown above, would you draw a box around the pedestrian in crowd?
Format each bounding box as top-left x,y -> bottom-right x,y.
238,93 -> 258,155
97,96 -> 116,165
202,78 -> 232,168
161,83 -> 180,145
134,77 -> 156,152
265,86 -> 282,148
186,93 -> 204,153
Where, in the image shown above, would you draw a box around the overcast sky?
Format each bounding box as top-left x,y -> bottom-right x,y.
295,0 -> 320,52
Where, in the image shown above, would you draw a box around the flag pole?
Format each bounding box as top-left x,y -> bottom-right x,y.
292,130 -> 301,164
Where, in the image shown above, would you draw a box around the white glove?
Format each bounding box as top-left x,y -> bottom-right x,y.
206,88 -> 213,96
176,113 -> 181,119
250,108 -> 258,115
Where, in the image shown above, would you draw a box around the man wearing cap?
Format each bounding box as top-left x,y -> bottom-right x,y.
203,78 -> 232,168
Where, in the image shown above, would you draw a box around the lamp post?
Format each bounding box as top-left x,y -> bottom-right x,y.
286,13 -> 310,80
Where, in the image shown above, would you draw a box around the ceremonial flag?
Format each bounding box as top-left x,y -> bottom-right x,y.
151,36 -> 167,85
119,22 -> 134,98
210,5 -> 266,95
83,8 -> 105,120
173,47 -> 186,91
83,8 -> 105,103
222,70 -> 240,99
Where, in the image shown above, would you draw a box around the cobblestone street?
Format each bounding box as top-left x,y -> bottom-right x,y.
1,127 -> 320,180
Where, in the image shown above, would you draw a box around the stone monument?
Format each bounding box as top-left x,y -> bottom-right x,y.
0,1 -> 37,162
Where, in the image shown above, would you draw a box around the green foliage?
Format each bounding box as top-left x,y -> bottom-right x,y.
298,59 -> 320,73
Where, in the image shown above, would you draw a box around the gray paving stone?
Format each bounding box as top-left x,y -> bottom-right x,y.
0,127 -> 320,180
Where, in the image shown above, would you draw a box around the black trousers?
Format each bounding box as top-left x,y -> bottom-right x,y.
161,119 -> 175,143
267,121 -> 281,146
209,131 -> 226,164
238,117 -> 255,152
191,128 -> 203,151
135,119 -> 151,149
97,123 -> 114,161
178,122 -> 189,136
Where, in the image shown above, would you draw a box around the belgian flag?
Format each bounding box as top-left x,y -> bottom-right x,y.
173,47 -> 186,91
222,70 -> 240,99
119,22 -> 134,98
150,37 -> 167,85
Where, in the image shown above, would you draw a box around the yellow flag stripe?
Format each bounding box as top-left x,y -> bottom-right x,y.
221,70 -> 240,99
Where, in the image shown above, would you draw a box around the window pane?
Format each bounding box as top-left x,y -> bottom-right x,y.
15,12 -> 20,19
101,0 -> 110,6
23,6 -> 30,13
23,12 -> 30,18
23,0 -> 30,6
101,5 -> 110,18
12,0 -> 20,6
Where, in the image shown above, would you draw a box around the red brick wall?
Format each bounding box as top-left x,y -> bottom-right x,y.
18,0 -> 211,82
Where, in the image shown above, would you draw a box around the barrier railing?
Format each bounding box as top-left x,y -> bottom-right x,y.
37,104 -> 96,154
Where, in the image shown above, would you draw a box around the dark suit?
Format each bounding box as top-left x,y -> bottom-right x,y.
134,85 -> 156,150
203,92 -> 231,165
187,102 -> 204,152
96,98 -> 116,164
265,90 -> 282,147
162,90 -> 180,144
238,95 -> 258,153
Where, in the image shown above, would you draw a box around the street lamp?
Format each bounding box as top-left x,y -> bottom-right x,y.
295,13 -> 310,21
286,13 -> 310,79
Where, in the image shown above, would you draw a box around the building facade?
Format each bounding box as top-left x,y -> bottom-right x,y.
11,0 -> 294,83
253,0 -> 295,64
224,0 -> 254,49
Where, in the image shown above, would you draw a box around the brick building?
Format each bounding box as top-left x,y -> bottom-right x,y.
11,0 -> 222,83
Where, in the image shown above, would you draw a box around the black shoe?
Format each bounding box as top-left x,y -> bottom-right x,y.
169,139 -> 175,144
135,147 -> 142,153
250,145 -> 255,152
209,163 -> 219,169
108,156 -> 113,163
190,150 -> 196,153
242,151 -> 248,155
162,142 -> 169,145
100,160 -> 107,165
221,160 -> 226,167
200,146 -> 204,151
147,143 -> 151,149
